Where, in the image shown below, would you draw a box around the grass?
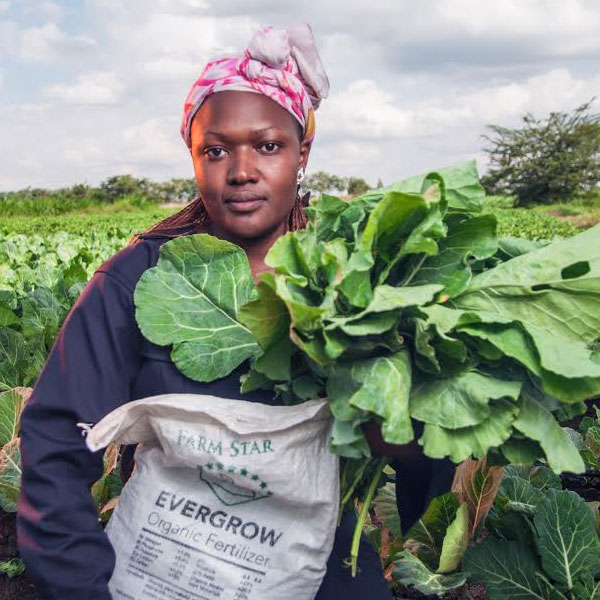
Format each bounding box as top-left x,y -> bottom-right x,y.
482,194 -> 599,240
0,207 -> 180,237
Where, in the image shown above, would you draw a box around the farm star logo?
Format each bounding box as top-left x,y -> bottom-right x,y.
197,462 -> 273,507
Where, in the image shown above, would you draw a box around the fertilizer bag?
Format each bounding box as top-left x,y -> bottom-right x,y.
86,394 -> 339,600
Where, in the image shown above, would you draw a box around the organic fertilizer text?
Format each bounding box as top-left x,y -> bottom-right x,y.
153,490 -> 283,548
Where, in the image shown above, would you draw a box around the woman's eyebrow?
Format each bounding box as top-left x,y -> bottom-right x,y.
203,126 -> 283,141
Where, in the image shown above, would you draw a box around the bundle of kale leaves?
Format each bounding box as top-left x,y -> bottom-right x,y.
135,161 -> 600,476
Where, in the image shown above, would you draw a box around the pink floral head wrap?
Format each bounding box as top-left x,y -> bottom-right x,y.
180,23 -> 330,149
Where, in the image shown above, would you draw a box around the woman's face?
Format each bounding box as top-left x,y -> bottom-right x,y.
190,90 -> 311,244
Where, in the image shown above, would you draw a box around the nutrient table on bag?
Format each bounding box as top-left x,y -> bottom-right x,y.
120,527 -> 267,600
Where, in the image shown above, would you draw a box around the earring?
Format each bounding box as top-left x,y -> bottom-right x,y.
296,167 -> 306,185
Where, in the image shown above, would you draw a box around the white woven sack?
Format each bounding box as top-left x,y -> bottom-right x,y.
86,394 -> 339,600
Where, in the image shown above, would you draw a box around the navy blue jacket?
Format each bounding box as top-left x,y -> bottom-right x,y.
17,229 -> 454,600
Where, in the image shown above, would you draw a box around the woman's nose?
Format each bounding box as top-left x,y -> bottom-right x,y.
227,148 -> 258,185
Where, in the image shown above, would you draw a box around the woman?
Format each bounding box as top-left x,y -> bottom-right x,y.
17,23 -> 453,600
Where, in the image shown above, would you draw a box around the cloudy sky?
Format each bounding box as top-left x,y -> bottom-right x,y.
1,0 -> 599,191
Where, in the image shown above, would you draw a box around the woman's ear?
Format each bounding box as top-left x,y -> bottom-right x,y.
298,138 -> 312,170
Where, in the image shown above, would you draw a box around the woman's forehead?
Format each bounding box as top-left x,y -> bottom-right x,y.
192,90 -> 301,137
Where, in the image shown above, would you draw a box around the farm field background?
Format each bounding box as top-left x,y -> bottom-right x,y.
2,193 -> 599,392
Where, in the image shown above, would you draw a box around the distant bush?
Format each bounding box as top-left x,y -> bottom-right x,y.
482,100 -> 600,206
0,176 -> 198,217
304,171 -> 372,197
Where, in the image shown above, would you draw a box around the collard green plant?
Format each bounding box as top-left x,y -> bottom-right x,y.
466,484 -> 600,599
0,230 -> 126,389
0,388 -> 29,511
391,461 -> 600,598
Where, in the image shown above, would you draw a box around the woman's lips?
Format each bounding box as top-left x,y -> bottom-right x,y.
224,193 -> 266,213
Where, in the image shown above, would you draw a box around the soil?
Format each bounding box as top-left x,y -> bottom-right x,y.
0,510 -> 42,600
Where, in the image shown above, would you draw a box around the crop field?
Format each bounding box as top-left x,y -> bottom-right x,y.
0,195 -> 597,393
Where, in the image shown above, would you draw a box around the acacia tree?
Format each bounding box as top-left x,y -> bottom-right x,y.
482,100 -> 600,206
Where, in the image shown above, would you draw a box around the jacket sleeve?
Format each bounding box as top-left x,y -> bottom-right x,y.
17,269 -> 144,600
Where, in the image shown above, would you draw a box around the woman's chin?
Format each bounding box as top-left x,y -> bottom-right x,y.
217,213 -> 285,242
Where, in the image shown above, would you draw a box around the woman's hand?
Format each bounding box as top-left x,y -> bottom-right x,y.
361,420 -> 424,460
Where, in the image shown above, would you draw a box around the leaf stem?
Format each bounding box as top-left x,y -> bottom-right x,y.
399,254 -> 427,287
338,458 -> 371,525
350,457 -> 387,577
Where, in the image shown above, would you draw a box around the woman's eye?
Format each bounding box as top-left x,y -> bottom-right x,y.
260,142 -> 280,153
206,147 -> 226,158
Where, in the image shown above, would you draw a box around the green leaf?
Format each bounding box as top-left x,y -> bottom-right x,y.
392,550 -> 466,595
360,191 -> 430,261
350,351 -> 413,445
373,482 -> 402,538
327,283 -> 442,336
453,224 -> 600,400
534,489 -> 600,591
21,287 -> 65,344
264,231 -> 311,285
0,328 -> 29,390
0,306 -> 19,327
497,475 -> 543,515
419,398 -> 518,463
134,234 -> 259,382
503,465 -> 562,492
239,368 -> 272,394
331,312 -> 398,337
372,160 -> 484,214
0,389 -> 26,446
411,214 -> 498,297
410,371 -> 521,429
0,439 -> 21,512
572,571 -> 600,600
274,276 -> 326,333
437,503 -> 469,574
238,273 -> 288,349
500,437 -> 545,466
513,393 -> 585,474
362,283 -> 443,314
496,237 -> 549,261
403,492 -> 459,570
464,539 -> 568,600
0,558 -> 25,579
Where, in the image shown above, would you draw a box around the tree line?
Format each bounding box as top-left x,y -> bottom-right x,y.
0,173 -> 376,217
2,99 -> 599,215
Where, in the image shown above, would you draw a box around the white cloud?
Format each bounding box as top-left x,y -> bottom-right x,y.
141,58 -> 199,81
122,117 -> 183,164
318,80 -> 412,139
0,2 -> 10,14
18,22 -> 97,62
20,0 -> 64,21
311,67 -> 600,184
2,1 -> 600,190
0,69 -> 3,88
43,71 -> 124,105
